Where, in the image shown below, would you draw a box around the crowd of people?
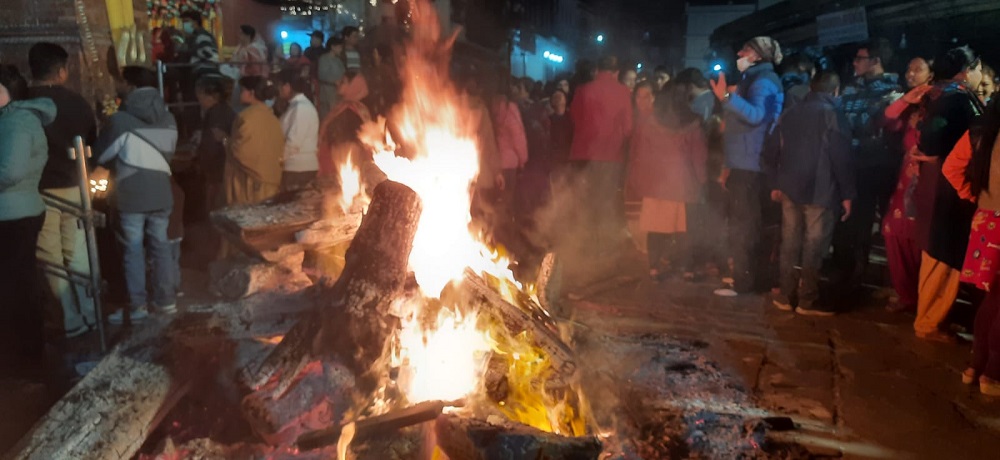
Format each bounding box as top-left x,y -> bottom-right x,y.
2,16 -> 1000,397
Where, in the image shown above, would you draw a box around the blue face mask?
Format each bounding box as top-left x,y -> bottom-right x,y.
183,22 -> 195,35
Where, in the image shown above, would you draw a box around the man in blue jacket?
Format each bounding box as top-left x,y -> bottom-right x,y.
764,72 -> 856,316
711,36 -> 785,296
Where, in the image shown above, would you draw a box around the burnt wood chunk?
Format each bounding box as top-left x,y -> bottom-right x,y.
10,331 -> 182,460
245,180 -> 422,395
435,413 -> 602,460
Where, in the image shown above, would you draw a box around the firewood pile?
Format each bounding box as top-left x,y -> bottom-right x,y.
208,186 -> 364,299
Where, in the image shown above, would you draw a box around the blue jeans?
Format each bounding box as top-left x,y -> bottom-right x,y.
117,210 -> 175,309
778,197 -> 836,308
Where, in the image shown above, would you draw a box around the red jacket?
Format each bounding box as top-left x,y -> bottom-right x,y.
569,72 -> 633,162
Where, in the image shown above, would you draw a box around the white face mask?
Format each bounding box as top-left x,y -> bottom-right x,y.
736,57 -> 754,73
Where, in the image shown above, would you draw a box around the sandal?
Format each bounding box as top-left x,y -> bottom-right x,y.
981,376 -> 1000,396
962,368 -> 980,385
916,330 -> 958,344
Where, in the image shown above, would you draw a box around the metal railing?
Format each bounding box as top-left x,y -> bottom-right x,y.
39,136 -> 108,352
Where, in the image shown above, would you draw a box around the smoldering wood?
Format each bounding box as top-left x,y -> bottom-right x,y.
242,361 -> 356,445
210,251 -> 312,300
243,180 -> 422,396
435,413 -> 603,460
296,400 -> 454,451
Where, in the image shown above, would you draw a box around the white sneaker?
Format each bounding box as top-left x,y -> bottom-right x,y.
108,306 -> 149,325
158,303 -> 177,314
772,298 -> 794,311
714,288 -> 738,297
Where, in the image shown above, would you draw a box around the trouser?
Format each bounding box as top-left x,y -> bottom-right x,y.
726,169 -> 763,292
647,232 -> 689,272
118,210 -> 175,309
574,161 -> 626,248
973,284 -> 1000,380
0,214 -> 46,367
832,166 -> 893,288
777,198 -> 836,309
37,187 -> 96,332
281,170 -> 317,192
885,234 -> 922,308
914,251 -> 961,334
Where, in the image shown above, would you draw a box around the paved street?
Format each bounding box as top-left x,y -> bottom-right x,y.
561,249 -> 1000,459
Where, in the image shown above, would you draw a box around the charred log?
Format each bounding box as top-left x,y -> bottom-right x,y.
435,413 -> 602,460
210,251 -> 312,300
296,400 -> 455,451
243,180 -> 422,395
211,187 -> 363,260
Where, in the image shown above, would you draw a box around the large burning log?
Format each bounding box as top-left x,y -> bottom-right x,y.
243,180 -> 422,396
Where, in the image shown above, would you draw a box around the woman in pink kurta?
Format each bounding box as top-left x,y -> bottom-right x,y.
628,82 -> 707,281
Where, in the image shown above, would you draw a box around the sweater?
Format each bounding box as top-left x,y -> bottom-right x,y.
27,85 -> 97,189
280,94 -> 320,172
627,116 -> 707,203
722,62 -> 784,172
765,92 -> 856,210
0,98 -> 56,221
916,82 -> 983,268
95,87 -> 178,213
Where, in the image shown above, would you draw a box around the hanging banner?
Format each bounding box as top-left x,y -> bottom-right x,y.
817,6 -> 869,47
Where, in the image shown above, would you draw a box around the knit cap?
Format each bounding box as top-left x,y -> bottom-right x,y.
745,36 -> 783,65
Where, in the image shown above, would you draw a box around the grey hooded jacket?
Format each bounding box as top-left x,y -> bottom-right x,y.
95,87 -> 178,213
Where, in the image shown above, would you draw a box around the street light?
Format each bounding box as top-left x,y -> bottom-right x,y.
280,30 -> 289,40
596,34 -> 605,43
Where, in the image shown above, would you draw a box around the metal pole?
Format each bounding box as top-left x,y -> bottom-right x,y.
71,136 -> 107,352
157,59 -> 165,99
